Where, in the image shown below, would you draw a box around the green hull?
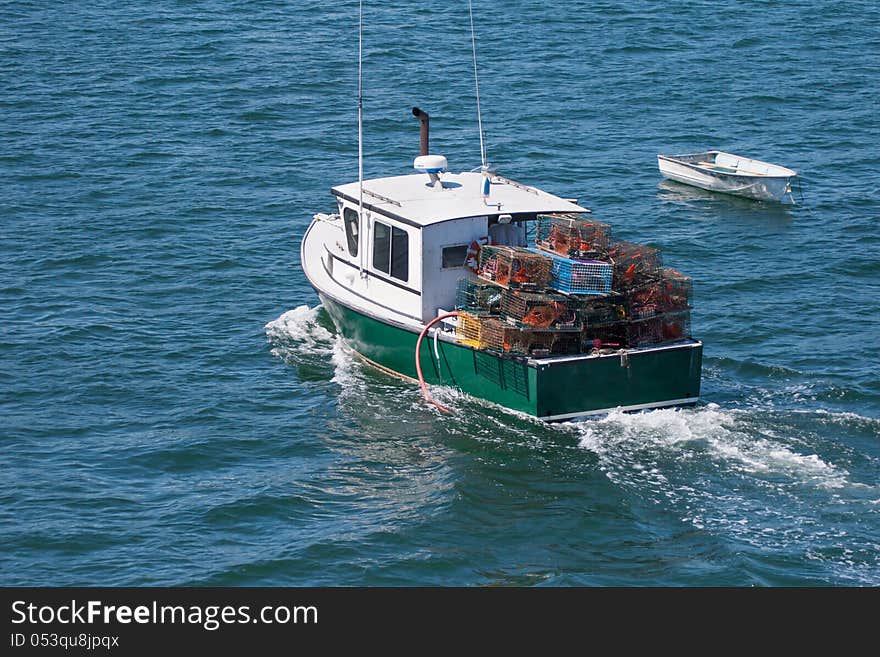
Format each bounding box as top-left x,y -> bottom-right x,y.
320,294 -> 702,420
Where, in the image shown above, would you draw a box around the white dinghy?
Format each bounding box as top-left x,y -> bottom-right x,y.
657,150 -> 797,203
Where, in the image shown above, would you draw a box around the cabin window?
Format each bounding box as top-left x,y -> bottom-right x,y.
441,244 -> 468,269
373,222 -> 390,273
391,226 -> 409,281
372,220 -> 409,282
343,208 -> 359,257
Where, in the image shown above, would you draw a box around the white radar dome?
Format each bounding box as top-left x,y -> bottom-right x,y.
413,155 -> 448,173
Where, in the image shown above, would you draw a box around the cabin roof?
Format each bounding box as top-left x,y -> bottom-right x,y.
331,171 -> 587,227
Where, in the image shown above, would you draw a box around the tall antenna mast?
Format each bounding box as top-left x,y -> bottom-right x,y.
357,0 -> 365,275
468,0 -> 487,169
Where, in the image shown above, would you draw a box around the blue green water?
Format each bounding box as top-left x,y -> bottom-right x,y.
2,0 -> 878,585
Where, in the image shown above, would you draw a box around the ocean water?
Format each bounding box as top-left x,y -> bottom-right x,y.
2,0 -> 878,586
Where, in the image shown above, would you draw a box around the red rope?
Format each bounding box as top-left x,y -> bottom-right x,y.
415,312 -> 460,414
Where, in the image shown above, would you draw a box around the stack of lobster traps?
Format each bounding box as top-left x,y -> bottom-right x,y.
581,266 -> 694,351
455,213 -> 694,356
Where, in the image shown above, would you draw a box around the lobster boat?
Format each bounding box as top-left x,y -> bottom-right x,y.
301,109 -> 702,420
299,2 -> 701,420
657,150 -> 797,203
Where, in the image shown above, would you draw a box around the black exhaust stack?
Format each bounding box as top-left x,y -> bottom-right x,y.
412,107 -> 429,156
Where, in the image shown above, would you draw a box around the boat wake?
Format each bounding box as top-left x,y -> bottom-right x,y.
264,304 -> 415,408
576,404 -> 848,488
573,404 -> 880,584
264,304 -> 355,385
265,305 -> 334,354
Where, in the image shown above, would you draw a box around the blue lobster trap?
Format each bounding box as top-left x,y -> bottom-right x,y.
539,251 -> 613,295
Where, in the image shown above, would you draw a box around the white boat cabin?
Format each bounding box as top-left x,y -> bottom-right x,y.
321,166 -> 588,325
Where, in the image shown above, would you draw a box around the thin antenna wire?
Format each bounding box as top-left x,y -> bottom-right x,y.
357,0 -> 365,274
468,0 -> 486,168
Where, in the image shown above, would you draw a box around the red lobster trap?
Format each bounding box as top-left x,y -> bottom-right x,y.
507,330 -> 580,357
500,289 -> 581,330
477,245 -> 551,291
581,310 -> 691,350
535,213 -> 611,260
608,241 -> 663,291
624,311 -> 692,347
625,269 -> 694,319
660,268 -> 693,311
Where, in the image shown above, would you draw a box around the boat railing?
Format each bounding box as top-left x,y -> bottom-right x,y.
363,188 -> 402,207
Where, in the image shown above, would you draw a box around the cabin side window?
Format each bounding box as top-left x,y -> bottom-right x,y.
372,220 -> 409,282
343,208 -> 359,257
391,226 -> 409,281
441,244 -> 468,269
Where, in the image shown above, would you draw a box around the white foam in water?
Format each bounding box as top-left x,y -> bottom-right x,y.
265,305 -> 335,356
573,404 -> 880,583
811,408 -> 880,429
330,337 -> 357,386
265,305 -> 361,387
575,403 -> 848,489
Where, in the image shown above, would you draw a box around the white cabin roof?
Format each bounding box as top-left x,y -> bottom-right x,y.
332,171 -> 587,227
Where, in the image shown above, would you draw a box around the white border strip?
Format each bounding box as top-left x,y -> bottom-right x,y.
539,397 -> 700,421
530,340 -> 702,365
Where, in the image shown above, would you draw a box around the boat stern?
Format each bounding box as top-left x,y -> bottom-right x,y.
532,340 -> 702,421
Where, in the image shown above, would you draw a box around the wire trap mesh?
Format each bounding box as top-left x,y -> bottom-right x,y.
542,251 -> 613,295
458,314 -> 580,356
625,269 -> 693,318
624,311 -> 692,347
477,246 -> 551,290
455,312 -> 493,348
535,213 -> 611,260
500,289 -> 581,330
575,295 -> 627,326
608,241 -> 663,291
455,277 -> 503,315
660,268 -> 693,311
496,325 -> 580,356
